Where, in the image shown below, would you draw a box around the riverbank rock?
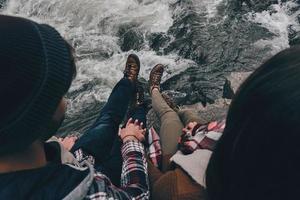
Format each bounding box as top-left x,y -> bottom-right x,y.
0,0 -> 5,8
182,98 -> 231,123
230,0 -> 279,12
147,71 -> 252,131
223,71 -> 252,99
289,30 -> 300,46
118,26 -> 144,52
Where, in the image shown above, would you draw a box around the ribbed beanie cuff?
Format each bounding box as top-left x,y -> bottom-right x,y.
0,15 -> 73,155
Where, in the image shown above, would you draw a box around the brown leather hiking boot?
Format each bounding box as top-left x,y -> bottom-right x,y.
124,54 -> 140,82
162,93 -> 179,112
149,64 -> 164,93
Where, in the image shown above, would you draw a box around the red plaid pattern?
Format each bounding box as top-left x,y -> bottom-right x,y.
147,127 -> 162,168
75,141 -> 149,200
147,121 -> 225,168
178,120 -> 225,155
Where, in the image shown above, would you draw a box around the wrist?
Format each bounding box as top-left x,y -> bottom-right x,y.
122,135 -> 139,143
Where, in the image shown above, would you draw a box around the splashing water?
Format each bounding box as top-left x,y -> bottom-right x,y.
1,0 -> 299,134
247,0 -> 300,54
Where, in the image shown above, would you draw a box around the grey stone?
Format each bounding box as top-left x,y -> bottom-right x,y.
231,0 -> 279,12
289,29 -> 300,46
223,72 -> 252,99
118,25 -> 144,52
148,70 -> 251,132
181,99 -> 231,123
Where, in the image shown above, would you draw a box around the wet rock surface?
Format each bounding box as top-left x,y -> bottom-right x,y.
223,71 -> 252,99
290,33 -> 300,46
289,26 -> 300,46
0,0 -> 5,8
230,0 -> 280,12
2,0 -> 299,135
118,26 -> 145,52
156,0 -> 277,106
148,71 -> 251,131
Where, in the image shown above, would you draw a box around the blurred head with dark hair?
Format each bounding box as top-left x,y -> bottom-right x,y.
206,46 -> 300,200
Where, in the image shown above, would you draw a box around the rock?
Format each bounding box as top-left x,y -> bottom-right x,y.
148,33 -> 171,53
289,25 -> 300,46
163,7 -> 208,65
290,34 -> 300,46
230,0 -> 279,12
0,0 -> 5,8
182,99 -> 231,123
162,90 -> 188,105
149,70 -> 251,131
223,72 -> 252,99
223,79 -> 235,100
161,0 -> 273,106
118,26 -> 144,52
162,66 -> 223,106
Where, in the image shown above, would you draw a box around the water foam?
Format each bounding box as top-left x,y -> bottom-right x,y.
247,0 -> 300,54
2,0 -> 189,113
193,0 -> 224,19
3,0 -> 297,133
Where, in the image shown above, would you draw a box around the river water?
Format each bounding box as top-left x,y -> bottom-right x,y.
1,0 -> 299,135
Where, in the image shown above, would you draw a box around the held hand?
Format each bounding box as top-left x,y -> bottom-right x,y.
120,118 -> 146,143
182,121 -> 198,134
58,135 -> 78,151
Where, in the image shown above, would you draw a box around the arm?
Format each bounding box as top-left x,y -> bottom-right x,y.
83,141 -> 149,200
75,119 -> 149,200
119,141 -> 149,199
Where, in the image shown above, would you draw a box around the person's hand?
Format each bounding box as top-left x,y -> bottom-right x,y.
120,118 -> 146,143
58,135 -> 78,151
182,121 -> 198,134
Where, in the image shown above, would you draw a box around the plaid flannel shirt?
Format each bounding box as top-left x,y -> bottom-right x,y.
74,141 -> 149,200
178,120 -> 225,155
147,127 -> 162,169
147,121 -> 225,168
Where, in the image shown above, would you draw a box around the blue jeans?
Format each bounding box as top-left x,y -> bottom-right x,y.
71,78 -> 147,186
98,104 -> 147,186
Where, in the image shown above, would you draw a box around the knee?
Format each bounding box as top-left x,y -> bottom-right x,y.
151,171 -> 177,200
160,110 -> 180,121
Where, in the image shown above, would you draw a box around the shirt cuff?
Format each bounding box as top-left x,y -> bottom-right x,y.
121,141 -> 145,157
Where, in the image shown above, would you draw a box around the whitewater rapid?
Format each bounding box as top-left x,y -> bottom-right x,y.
1,0 -> 298,134
247,0 -> 300,54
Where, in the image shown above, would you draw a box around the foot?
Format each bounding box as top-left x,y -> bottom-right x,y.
124,54 -> 140,82
149,64 -> 164,94
162,93 -> 179,112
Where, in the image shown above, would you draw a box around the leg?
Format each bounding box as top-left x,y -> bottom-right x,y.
127,104 -> 147,128
177,109 -> 202,127
71,78 -> 134,163
100,104 -> 147,186
97,138 -> 122,186
91,78 -> 135,128
147,159 -> 164,198
151,89 -> 184,171
151,168 -> 205,200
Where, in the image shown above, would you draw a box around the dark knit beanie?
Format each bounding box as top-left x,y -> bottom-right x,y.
0,15 -> 74,155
